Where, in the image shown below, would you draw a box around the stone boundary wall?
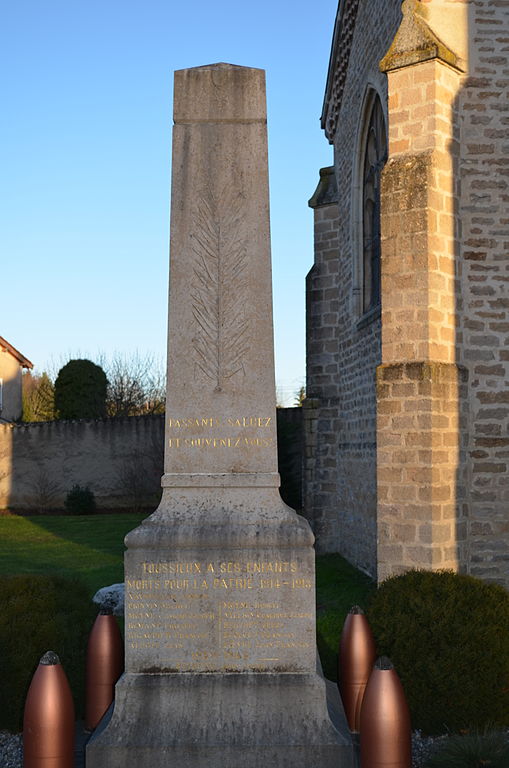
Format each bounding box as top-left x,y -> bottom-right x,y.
0,409 -> 302,513
0,416 -> 165,511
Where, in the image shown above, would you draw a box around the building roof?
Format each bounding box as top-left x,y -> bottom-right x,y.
0,336 -> 33,369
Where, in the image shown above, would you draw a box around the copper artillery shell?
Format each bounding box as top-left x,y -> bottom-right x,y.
23,651 -> 75,768
338,605 -> 376,732
360,657 -> 411,768
85,610 -> 124,731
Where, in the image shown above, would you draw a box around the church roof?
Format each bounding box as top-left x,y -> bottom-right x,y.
321,0 -> 361,143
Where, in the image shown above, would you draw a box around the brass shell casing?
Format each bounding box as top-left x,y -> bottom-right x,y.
23,651 -> 75,768
338,607 -> 376,732
85,612 -> 124,731
359,658 -> 411,768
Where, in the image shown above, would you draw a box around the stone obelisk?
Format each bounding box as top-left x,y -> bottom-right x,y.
87,63 -> 353,768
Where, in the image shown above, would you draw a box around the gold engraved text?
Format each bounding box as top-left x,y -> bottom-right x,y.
167,416 -> 271,429
126,561 -> 314,669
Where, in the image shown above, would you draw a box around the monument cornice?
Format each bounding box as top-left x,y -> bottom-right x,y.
162,472 -> 281,488
174,118 -> 267,125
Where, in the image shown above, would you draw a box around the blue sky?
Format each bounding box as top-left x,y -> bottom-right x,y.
1,0 -> 338,405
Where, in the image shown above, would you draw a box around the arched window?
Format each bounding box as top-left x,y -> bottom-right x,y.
361,94 -> 387,314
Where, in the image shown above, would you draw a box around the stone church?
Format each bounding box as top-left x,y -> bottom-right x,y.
305,0 -> 509,587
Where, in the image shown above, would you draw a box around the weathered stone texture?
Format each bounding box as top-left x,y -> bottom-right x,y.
381,59 -> 461,366
377,362 -> 468,581
376,29 -> 466,579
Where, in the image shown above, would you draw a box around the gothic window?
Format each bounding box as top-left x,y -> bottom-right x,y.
361,94 -> 387,314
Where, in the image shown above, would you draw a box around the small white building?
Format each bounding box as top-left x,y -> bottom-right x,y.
0,336 -> 33,422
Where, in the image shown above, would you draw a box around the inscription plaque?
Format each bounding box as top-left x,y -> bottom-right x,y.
167,414 -> 274,451
126,557 -> 314,672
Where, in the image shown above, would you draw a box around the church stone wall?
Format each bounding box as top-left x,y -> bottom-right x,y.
307,0 -> 508,587
371,0 -> 509,586
374,0 -> 509,588
306,0 -> 402,576
377,33 -> 467,580
456,0 -> 509,583
305,197 -> 343,552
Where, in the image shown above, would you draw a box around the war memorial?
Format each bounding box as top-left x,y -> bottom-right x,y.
86,63 -> 354,767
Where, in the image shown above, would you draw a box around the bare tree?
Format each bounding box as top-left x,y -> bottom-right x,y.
118,445 -> 163,512
28,468 -> 62,512
104,353 -> 166,417
118,453 -> 150,512
294,386 -> 306,407
23,353 -> 166,421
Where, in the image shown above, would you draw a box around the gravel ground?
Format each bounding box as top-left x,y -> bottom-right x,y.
0,728 -> 447,768
0,731 -> 22,768
0,723 -> 88,768
411,730 -> 448,767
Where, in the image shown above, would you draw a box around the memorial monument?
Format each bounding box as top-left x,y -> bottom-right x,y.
87,62 -> 353,768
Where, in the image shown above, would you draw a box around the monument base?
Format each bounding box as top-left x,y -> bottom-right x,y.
89,490 -> 354,767
86,670 -> 354,768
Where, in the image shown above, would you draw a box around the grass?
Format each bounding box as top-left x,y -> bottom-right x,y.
315,553 -> 376,680
0,513 -> 146,595
0,513 -> 375,679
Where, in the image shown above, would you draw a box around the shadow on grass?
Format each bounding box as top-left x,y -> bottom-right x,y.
0,513 -> 147,595
26,513 -> 148,556
315,553 -> 376,681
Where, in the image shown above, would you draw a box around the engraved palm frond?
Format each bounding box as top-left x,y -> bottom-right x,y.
191,182 -> 249,389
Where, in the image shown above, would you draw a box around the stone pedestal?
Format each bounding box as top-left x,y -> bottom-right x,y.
87,63 -> 353,768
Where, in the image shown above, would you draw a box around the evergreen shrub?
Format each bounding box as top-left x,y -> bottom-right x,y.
64,484 -> 96,515
423,730 -> 509,768
367,570 -> 509,734
0,574 -> 96,732
54,359 -> 107,420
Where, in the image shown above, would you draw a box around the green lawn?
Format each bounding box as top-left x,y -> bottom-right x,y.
0,513 -> 146,595
315,553 -> 376,679
0,513 -> 375,679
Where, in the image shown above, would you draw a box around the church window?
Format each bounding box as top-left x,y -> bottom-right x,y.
360,94 -> 387,314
